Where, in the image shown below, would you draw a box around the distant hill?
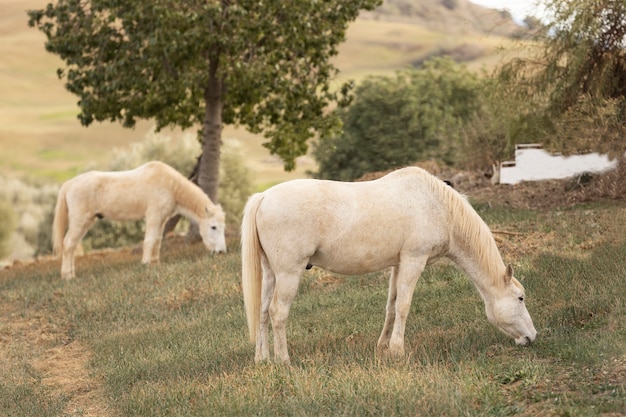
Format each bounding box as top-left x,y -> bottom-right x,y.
362,0 -> 526,38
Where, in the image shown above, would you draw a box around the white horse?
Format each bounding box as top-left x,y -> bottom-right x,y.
53,161 -> 226,279
241,166 -> 537,363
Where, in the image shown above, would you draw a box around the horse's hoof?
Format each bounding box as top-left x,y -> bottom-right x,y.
387,344 -> 405,358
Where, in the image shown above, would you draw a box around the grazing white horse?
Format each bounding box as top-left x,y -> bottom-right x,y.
241,167 -> 537,363
53,161 -> 226,279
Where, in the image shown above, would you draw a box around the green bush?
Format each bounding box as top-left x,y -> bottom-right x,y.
312,57 -> 483,181
218,140 -> 254,229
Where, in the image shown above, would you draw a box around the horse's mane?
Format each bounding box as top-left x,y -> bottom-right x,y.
391,167 -> 506,288
157,163 -> 224,220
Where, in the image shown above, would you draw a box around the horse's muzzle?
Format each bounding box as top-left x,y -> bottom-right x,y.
516,333 -> 536,346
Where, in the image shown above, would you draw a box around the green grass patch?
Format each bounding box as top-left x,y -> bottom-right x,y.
39,110 -> 80,121
36,148 -> 78,161
1,204 -> 624,416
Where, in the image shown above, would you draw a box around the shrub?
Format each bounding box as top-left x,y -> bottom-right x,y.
312,57 -> 483,181
106,127 -> 200,173
0,176 -> 58,260
441,0 -> 458,10
218,140 -> 254,229
0,198 -> 16,259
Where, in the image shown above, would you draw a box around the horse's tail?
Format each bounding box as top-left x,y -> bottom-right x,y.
52,182 -> 69,256
241,192 -> 265,343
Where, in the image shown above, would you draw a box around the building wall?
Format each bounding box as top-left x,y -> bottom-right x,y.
499,144 -> 618,185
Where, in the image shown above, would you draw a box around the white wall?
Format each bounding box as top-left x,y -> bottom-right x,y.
499,144 -> 618,185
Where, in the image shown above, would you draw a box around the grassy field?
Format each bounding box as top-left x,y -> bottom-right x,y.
0,0 -> 524,185
3,3 -> 623,416
1,200 -> 624,416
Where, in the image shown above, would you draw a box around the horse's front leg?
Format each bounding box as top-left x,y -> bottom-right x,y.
377,267 -> 398,353
142,216 -> 165,264
141,237 -> 157,264
150,219 -> 169,262
387,256 -> 428,357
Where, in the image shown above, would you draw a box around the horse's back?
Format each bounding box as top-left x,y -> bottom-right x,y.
256,169 -> 452,275
260,168 -> 444,220
63,162 -> 182,221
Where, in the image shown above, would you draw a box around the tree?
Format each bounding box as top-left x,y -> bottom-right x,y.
28,0 -> 381,203
313,57 -> 483,181
495,0 -> 626,158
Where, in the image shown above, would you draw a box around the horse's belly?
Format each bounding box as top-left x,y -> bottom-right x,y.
310,248 -> 398,275
98,204 -> 148,222
96,190 -> 163,222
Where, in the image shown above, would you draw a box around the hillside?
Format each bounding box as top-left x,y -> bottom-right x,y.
364,0 -> 524,37
0,0 -> 527,184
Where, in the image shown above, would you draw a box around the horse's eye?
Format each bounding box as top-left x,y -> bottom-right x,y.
211,226 -> 217,230
518,296 -> 524,302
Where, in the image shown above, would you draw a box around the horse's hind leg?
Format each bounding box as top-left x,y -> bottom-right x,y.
270,271 -> 301,364
255,256 -> 275,362
62,215 -> 95,279
377,266 -> 398,352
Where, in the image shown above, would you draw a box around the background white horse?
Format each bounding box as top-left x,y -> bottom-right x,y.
241,167 -> 537,363
53,161 -> 226,279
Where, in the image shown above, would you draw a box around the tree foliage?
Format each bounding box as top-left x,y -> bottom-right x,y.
495,0 -> 626,157
28,0 -> 381,201
313,58 -> 483,181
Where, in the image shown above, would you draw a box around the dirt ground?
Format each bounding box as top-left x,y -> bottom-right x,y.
359,158 -> 626,210
2,161 -> 624,416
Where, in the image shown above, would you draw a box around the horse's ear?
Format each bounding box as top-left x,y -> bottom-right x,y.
504,264 -> 514,283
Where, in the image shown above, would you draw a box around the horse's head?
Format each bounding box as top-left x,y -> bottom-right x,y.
484,265 -> 537,346
199,205 -> 227,253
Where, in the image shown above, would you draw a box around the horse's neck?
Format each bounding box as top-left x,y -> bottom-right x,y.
443,194 -> 506,298
448,234 -> 506,301
449,252 -> 494,299
176,203 -> 203,223
171,180 -> 207,222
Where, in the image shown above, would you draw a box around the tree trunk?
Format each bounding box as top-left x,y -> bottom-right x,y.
187,59 -> 223,242
198,59 -> 223,204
